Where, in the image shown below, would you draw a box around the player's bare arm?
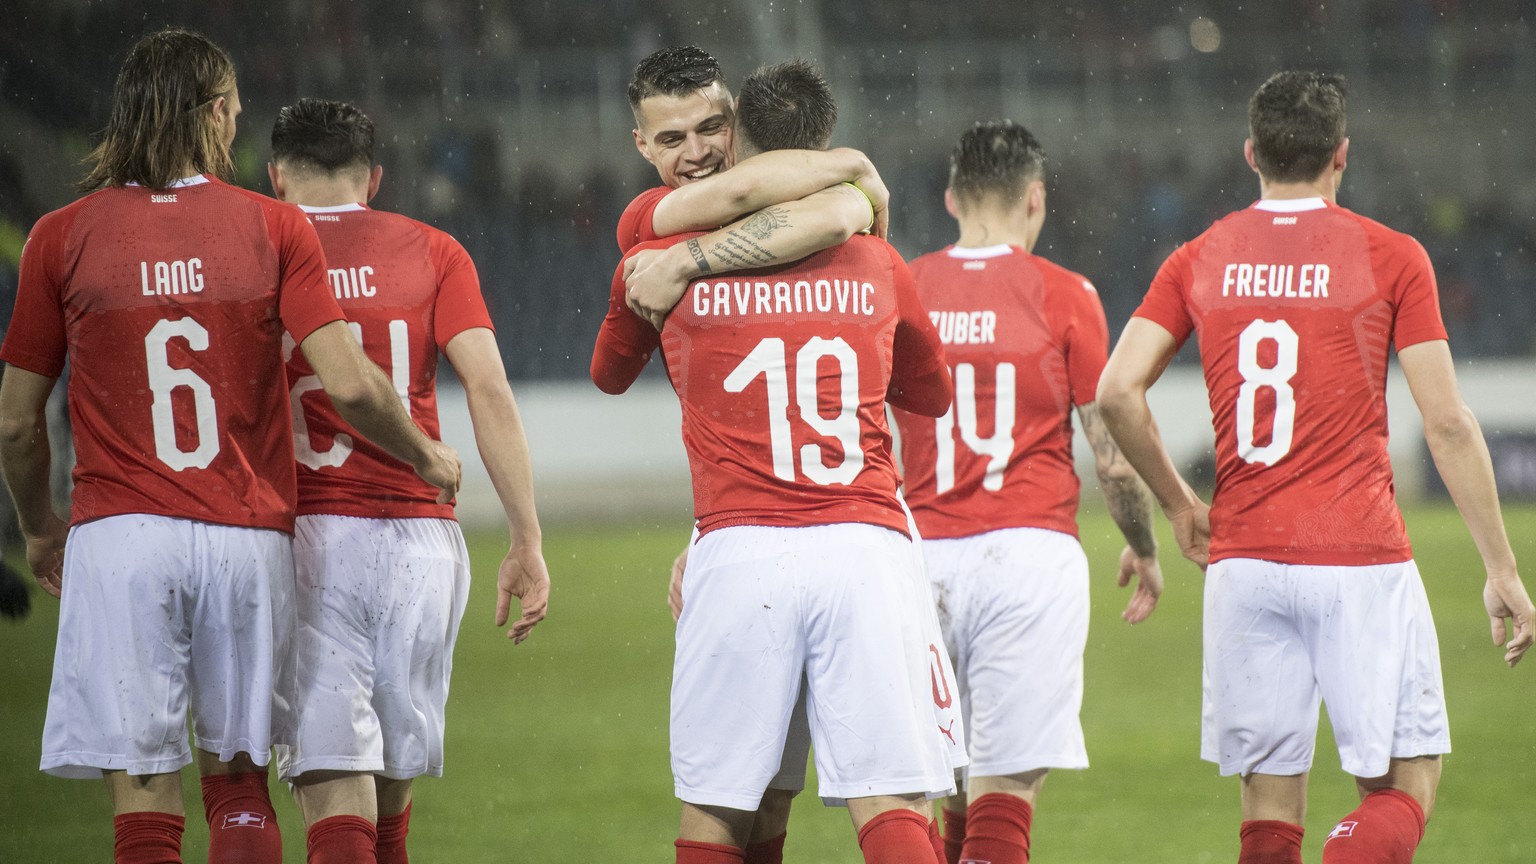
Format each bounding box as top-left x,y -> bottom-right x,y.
625,184 -> 879,329
0,365 -> 68,596
299,320 -> 462,502
650,147 -> 884,237
1398,339 -> 1534,666
444,327 -> 550,643
1097,317 -> 1210,568
1078,400 -> 1163,623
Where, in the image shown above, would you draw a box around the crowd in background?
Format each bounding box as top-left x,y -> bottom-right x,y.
4,0 -> 1534,380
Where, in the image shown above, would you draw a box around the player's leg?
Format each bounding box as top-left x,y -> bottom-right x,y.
290,770 -> 378,864
44,516 -> 210,864
374,777 -> 414,864
1202,559 -> 1320,864
743,676 -> 810,864
938,793 -> 967,864
847,795 -> 941,864
187,523 -> 292,864
672,526 -> 807,862
959,771 -> 1047,864
1313,561 -> 1446,864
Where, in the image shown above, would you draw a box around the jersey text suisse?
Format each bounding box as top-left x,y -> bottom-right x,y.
894,245 -> 1109,540
0,176 -> 343,531
592,233 -> 950,537
286,203 -> 493,519
1134,198 -> 1447,565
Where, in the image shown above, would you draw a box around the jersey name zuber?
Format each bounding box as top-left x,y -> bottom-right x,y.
929,309 -> 997,345
690,276 -> 877,318
1221,262 -> 1331,299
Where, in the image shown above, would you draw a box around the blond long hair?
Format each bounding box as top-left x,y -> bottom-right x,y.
78,28 -> 237,192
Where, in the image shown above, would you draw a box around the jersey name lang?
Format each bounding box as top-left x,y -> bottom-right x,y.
690,277 -> 876,318
140,257 -> 204,295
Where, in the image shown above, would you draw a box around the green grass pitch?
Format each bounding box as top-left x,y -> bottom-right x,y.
1,503 -> 1533,862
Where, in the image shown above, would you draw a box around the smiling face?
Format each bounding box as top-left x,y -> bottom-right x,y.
631,81 -> 736,188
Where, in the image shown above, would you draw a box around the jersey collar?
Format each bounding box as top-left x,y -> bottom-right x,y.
1254,197 -> 1328,212
125,175 -> 212,188
945,243 -> 1016,259
298,202 -> 368,214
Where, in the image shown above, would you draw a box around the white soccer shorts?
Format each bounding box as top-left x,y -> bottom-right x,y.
671,523 -> 960,810
41,515 -> 293,778
1201,558 -> 1450,779
276,515 -> 471,781
927,527 -> 1090,783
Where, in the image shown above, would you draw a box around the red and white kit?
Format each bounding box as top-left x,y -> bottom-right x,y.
593,232 -> 964,808
614,185 -> 671,254
277,202 -> 490,781
1134,197 -> 1451,776
1,175 -> 343,776
893,244 -> 1108,780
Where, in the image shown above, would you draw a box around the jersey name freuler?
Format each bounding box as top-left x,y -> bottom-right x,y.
1221,262 -> 1331,299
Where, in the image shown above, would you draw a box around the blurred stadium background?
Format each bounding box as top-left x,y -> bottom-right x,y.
2,2 -> 1535,861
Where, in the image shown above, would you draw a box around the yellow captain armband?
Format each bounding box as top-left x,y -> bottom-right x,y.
842,181 -> 877,234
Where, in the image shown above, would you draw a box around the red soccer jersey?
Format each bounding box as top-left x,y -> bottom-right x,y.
285,203 -> 492,519
1134,198 -> 1447,565
592,233 -> 951,538
893,245 -> 1109,540
0,176 -> 343,531
615,186 -> 671,254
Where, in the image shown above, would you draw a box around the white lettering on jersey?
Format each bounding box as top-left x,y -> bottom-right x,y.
327,265 -> 377,299
150,193 -> 178,204
140,258 -> 205,296
1220,263 -> 1330,299
690,278 -> 876,318
1272,216 -> 1298,225
929,310 -> 998,345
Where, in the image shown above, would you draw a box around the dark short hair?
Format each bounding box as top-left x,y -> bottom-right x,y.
79,27 -> 237,191
1248,71 -> 1347,183
736,59 -> 836,152
627,45 -> 726,110
270,98 -> 375,174
948,120 -> 1046,205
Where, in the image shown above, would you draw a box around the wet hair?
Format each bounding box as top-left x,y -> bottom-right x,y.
1248,71 -> 1347,183
79,27 -> 237,191
627,45 -> 726,110
736,59 -> 836,152
948,120 -> 1046,206
270,98 -> 375,175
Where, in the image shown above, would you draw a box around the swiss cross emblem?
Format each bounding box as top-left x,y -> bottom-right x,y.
1326,821 -> 1357,841
223,812 -> 268,829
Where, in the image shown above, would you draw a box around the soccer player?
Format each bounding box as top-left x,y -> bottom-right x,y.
593,60 -> 960,864
890,120 -> 1162,864
0,28 -> 460,864
1095,71 -> 1535,864
266,98 -> 550,864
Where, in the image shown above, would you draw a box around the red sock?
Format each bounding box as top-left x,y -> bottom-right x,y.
376,802 -> 412,864
743,831 -> 786,864
307,815 -> 378,864
201,771 -> 281,864
959,793 -> 1033,864
113,812 -> 185,864
857,809 -> 942,864
675,838 -> 746,863
941,807 -> 967,864
1239,820 -> 1304,864
1321,789 -> 1426,864
927,819 -> 945,864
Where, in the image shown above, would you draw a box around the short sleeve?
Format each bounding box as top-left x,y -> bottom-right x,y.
271,204 -> 345,343
1133,244 -> 1196,347
590,240 -> 666,393
0,213 -> 70,377
427,228 -> 493,348
1386,234 -> 1448,351
1064,274 -> 1110,407
616,187 -> 672,254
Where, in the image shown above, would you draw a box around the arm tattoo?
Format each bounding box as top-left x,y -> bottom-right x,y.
1079,403 -> 1158,557
741,206 -> 792,240
685,238 -> 713,275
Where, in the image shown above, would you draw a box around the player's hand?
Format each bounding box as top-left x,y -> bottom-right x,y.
624,246 -> 690,331
668,545 -> 688,622
1483,572 -> 1534,668
24,515 -> 68,599
414,440 -> 463,504
1117,545 -> 1163,624
1166,496 -> 1211,570
496,543 -> 550,644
